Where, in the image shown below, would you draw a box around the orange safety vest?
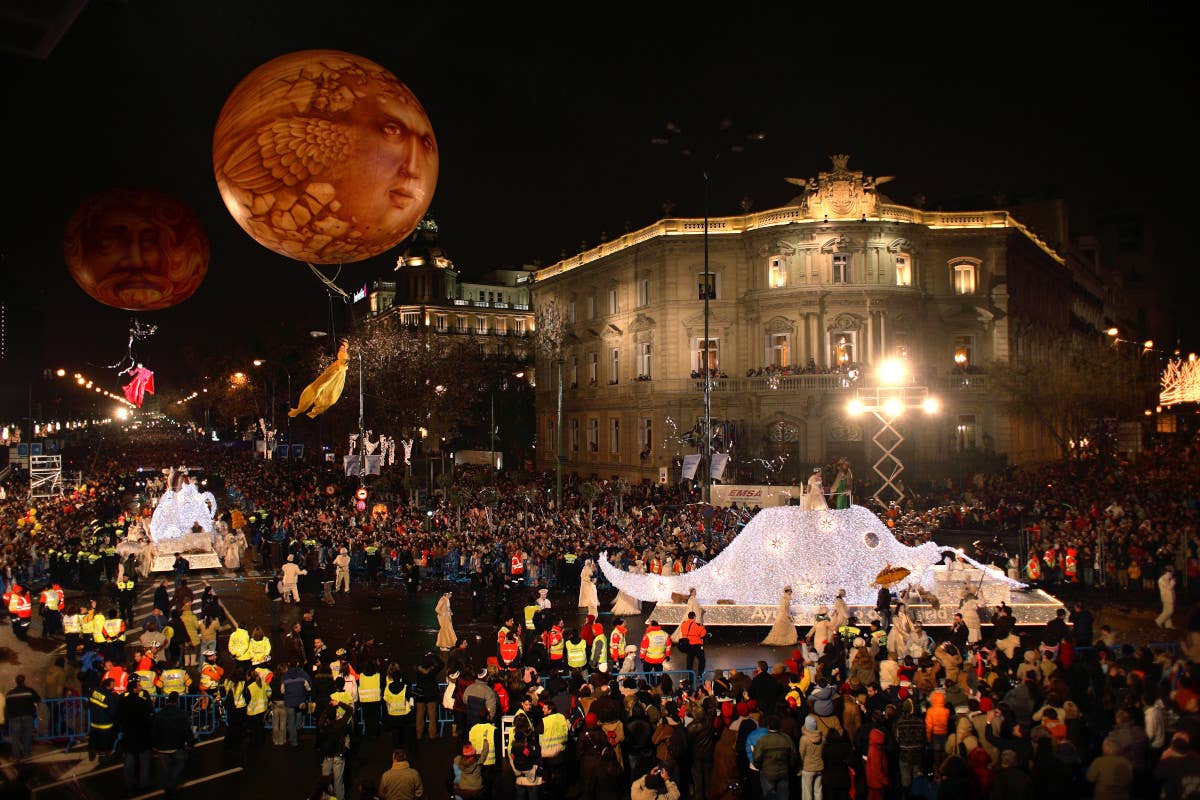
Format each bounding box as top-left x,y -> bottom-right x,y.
104,667 -> 129,693
650,558 -> 662,574
610,626 -> 627,662
9,594 -> 32,618
640,628 -> 670,664
1027,557 -> 1042,580
511,555 -> 524,575
544,626 -> 564,660
680,618 -> 706,646
499,639 -> 521,665
1064,549 -> 1078,579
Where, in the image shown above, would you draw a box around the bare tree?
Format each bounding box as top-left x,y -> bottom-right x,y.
534,299 -> 566,506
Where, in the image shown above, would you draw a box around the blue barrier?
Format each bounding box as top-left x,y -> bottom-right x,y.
34,696 -> 88,748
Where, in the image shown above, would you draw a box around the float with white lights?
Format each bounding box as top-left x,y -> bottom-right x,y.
599,504 -> 1064,627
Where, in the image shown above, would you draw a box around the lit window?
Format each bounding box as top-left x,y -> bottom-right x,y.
767,334 -> 790,368
637,278 -> 650,307
895,255 -> 912,287
476,316 -> 487,334
832,254 -> 850,284
493,318 -> 506,335
637,342 -> 652,378
567,301 -> 576,324
435,314 -> 447,332
610,418 -> 620,453
457,316 -> 468,332
694,338 -> 719,373
697,272 -> 717,300
401,311 -> 421,326
953,263 -> 977,294
640,418 -> 653,455
515,319 -> 526,335
769,256 -> 786,288
954,335 -> 973,368
610,348 -> 620,384
588,352 -> 598,384
587,419 -> 598,452
608,287 -> 619,315
586,295 -> 595,319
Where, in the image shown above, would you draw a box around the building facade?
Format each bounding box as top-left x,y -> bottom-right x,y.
532,155 -> 1123,485
353,220 -> 535,361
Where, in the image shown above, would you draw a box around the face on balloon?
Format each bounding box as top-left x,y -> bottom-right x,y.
64,188 -> 209,311
213,50 -> 438,264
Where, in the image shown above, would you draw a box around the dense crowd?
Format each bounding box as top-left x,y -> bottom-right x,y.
3,429 -> 1200,800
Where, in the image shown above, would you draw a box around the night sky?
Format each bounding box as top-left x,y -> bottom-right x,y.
1,2 -> 1195,415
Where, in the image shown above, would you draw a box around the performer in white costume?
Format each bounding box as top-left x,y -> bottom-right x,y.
801,468 -> 828,510
577,559 -> 600,617
762,586 -> 799,646
611,561 -> 643,616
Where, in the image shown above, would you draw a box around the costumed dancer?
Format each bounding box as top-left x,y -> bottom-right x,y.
807,605 -> 835,656
762,586 -> 799,646
832,459 -> 852,509
831,588 -> 850,630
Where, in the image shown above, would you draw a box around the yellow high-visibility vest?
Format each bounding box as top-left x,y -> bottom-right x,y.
247,637 -> 271,665
247,682 -> 270,715
539,713 -> 569,752
161,668 -> 189,695
228,628 -> 250,659
383,684 -> 410,716
358,673 -> 382,703
565,640 -> 588,668
91,613 -> 108,643
62,614 -> 82,634
136,670 -> 159,694
469,722 -> 498,765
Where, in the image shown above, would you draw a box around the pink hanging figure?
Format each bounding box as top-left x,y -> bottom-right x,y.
123,364 -> 155,407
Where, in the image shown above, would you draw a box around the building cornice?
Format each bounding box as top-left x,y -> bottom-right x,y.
534,204 -> 1065,284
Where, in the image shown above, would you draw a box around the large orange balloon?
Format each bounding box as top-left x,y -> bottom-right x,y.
63,188 -> 209,311
213,50 -> 438,264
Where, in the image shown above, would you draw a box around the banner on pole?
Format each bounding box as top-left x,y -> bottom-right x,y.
680,454 -> 701,481
710,453 -> 729,480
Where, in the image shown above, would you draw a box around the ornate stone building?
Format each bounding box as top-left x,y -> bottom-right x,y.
531,155 -> 1123,485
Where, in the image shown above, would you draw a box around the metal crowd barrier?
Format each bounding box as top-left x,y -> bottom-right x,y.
34,696 -> 89,748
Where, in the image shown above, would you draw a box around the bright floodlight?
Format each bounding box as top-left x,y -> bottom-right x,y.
115,407 -> 129,420
883,397 -> 903,417
1106,327 -> 1119,336
847,399 -> 864,416
922,397 -> 940,414
253,359 -> 265,366
876,358 -> 907,386
1143,340 -> 1154,349
55,368 -> 66,377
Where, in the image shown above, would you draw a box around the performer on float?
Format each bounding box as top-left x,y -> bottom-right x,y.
831,588 -> 850,629
801,468 -> 828,510
807,605 -> 836,655
761,586 -> 798,646
831,459 -> 853,510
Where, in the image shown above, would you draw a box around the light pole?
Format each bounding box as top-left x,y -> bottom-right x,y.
846,359 -> 939,504
652,119 -> 764,503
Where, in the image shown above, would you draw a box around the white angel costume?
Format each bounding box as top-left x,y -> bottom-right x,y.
149,469 -> 217,543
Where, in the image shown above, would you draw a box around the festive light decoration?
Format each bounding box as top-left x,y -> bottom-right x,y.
1160,356 -> 1200,407
599,504 -> 1023,607
149,468 -> 217,542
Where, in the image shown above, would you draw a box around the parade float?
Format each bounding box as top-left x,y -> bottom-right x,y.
116,467 -> 224,571
599,504 -> 1064,627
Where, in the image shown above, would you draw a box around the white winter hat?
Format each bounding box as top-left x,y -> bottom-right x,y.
853,637 -> 865,648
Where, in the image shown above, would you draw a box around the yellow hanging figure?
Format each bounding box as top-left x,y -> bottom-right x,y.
289,338 -> 349,418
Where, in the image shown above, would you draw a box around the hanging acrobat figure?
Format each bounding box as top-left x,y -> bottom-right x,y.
122,363 -> 155,408
289,338 -> 350,419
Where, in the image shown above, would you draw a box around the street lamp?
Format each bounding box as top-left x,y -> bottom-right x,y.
846,359 -> 938,504
652,118 -> 765,503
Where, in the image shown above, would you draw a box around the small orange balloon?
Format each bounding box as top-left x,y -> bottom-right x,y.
213,49 -> 438,264
64,188 -> 209,311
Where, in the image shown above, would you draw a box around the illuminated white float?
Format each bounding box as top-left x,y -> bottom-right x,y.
599,505 -> 1061,627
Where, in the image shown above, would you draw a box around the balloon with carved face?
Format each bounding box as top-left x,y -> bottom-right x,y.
212,49 -> 438,264
64,188 -> 209,311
